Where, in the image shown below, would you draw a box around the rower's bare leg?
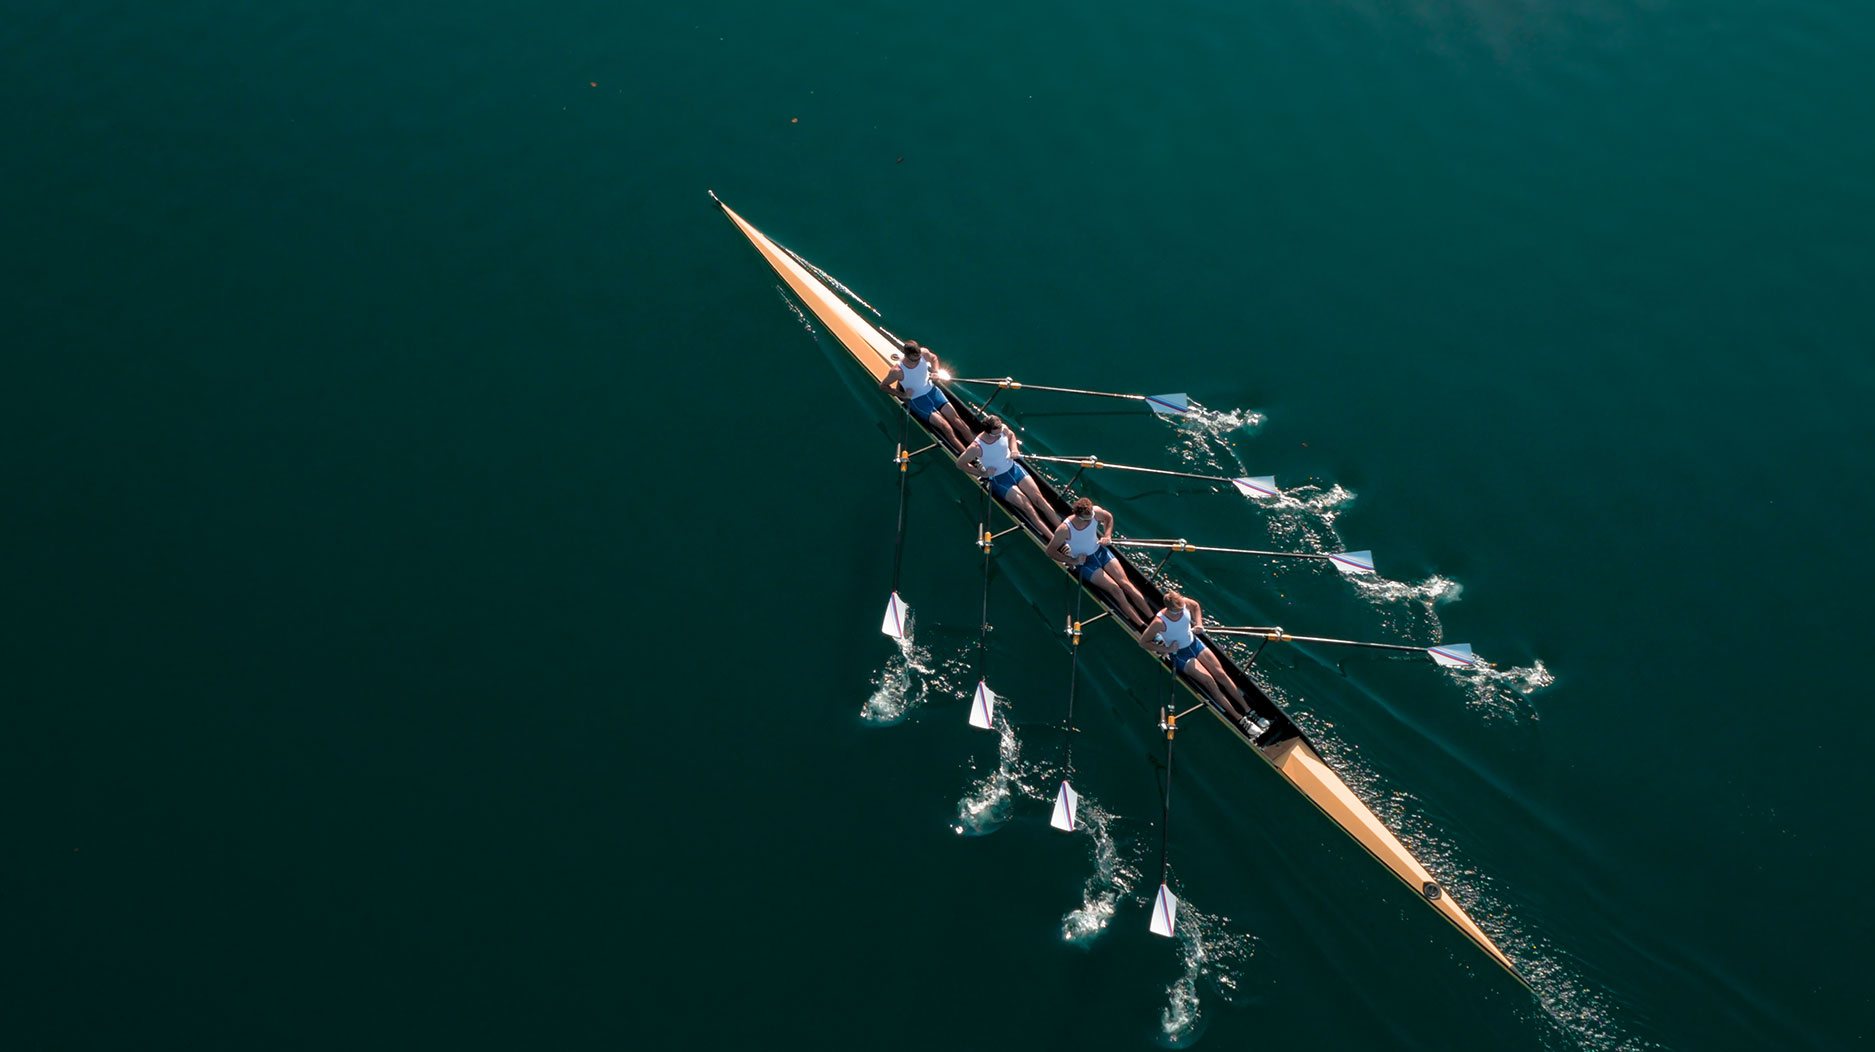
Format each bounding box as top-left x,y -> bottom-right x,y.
1099,563 -> 1153,626
1001,488 -> 1052,536
1091,575 -> 1132,618
935,404 -> 976,449
1015,477 -> 1061,531
1177,661 -> 1226,705
917,410 -> 962,453
1197,650 -> 1248,709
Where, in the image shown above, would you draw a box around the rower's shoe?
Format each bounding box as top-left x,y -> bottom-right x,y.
1240,715 -> 1270,738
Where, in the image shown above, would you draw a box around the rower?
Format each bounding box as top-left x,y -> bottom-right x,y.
957,415 -> 1062,533
1139,590 -> 1260,734
881,340 -> 973,452
1048,497 -> 1154,627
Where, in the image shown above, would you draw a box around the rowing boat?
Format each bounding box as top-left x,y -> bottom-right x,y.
712,192 -> 1526,987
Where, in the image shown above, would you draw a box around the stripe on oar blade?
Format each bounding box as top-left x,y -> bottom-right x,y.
1328,550 -> 1376,575
1230,476 -> 1279,499
1050,781 -> 1079,832
1149,884 -> 1179,937
968,680 -> 996,729
1428,644 -> 1478,668
881,592 -> 909,638
1145,393 -> 1189,416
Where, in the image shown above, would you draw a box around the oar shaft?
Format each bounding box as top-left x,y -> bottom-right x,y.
951,378 -> 1145,401
1022,455 -> 1221,483
1113,539 -> 1331,562
890,415 -> 910,592
1280,633 -> 1430,655
1159,711 -> 1175,886
1206,628 -> 1428,655
1064,586 -> 1083,770
979,492 -> 993,666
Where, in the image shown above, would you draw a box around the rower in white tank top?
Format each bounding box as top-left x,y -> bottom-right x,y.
1047,497 -> 1153,628
1158,604 -> 1194,651
975,430 -> 1013,476
1140,590 -> 1256,737
1065,514 -> 1101,559
899,353 -> 935,399
880,340 -> 972,451
958,414 -> 1060,534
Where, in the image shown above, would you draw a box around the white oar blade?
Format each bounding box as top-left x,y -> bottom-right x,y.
881,592 -> 909,639
1230,475 -> 1279,499
1428,643 -> 1478,668
968,680 -> 996,729
1329,550 -> 1377,575
1050,781 -> 1079,832
1149,884 -> 1179,937
1146,393 -> 1189,416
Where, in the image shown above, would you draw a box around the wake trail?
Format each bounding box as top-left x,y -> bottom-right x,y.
861,617 -> 937,724
1154,886 -> 1258,1049
1060,800 -> 1141,944
952,711 -> 1036,835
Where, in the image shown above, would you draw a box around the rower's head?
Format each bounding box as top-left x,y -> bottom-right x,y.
979,415 -> 1005,439
1162,590 -> 1188,613
1071,497 -> 1095,523
900,340 -> 923,364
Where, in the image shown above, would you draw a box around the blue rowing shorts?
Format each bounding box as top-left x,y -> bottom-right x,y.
1073,545 -> 1116,581
1172,638 -> 1207,672
908,387 -> 949,420
988,463 -> 1028,498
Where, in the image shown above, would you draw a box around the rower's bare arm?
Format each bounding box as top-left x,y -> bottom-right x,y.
880,365 -> 904,395
1047,523 -> 1073,563
1138,617 -> 1167,653
1096,507 -> 1115,545
1189,599 -> 1205,630
956,444 -> 982,475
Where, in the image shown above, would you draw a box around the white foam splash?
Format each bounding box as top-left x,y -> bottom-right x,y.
861,625 -> 934,724
1060,801 -> 1139,944
1451,659 -> 1555,719
1351,572 -> 1462,607
1185,404 -> 1265,434
1155,890 -> 1257,1048
1261,483 -> 1357,548
1354,572 -> 1463,641
952,713 -> 1026,835
1163,407 -> 1267,484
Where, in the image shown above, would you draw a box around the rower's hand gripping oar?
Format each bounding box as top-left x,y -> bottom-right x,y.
948,376 -> 1190,417
1207,627 -> 1490,669
1022,455 -> 1279,501
1112,537 -> 1377,577
1149,702 -> 1180,938
882,414 -> 913,639
1050,585 -> 1086,832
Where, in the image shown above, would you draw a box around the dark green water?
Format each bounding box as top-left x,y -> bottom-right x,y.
8,0 -> 1874,1048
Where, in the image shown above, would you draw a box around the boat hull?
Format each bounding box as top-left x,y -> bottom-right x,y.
714,194 -> 1525,986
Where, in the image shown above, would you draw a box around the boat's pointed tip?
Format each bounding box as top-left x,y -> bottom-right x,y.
706,189 -> 724,206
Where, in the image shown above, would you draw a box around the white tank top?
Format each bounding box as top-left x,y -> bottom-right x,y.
900,355 -> 934,398
976,432 -> 1013,475
1159,607 -> 1194,650
1066,516 -> 1101,557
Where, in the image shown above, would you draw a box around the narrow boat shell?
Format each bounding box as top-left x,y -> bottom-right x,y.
715,194 -> 1526,987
